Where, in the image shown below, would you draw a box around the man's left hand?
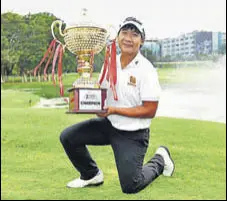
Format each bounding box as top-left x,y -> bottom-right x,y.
96,106 -> 116,117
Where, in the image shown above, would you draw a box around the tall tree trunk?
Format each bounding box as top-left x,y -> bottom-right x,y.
30,73 -> 32,82
1,75 -> 4,83
23,73 -> 27,82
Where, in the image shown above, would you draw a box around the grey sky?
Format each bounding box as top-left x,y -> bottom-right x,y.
1,0 -> 226,39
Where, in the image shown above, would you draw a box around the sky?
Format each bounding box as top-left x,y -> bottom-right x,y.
1,0 -> 226,39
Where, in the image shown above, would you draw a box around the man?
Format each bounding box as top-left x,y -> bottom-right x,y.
60,17 -> 175,194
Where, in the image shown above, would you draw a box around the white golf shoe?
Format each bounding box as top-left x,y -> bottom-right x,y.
155,146 -> 175,176
67,170 -> 104,188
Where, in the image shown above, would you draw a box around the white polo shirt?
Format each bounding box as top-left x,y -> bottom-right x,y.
98,51 -> 161,131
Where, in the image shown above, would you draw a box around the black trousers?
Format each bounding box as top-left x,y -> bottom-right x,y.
60,117 -> 164,194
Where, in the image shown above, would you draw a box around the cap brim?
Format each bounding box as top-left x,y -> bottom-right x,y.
120,21 -> 144,34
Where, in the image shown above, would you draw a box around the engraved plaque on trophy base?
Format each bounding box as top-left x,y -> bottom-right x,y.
66,88 -> 107,114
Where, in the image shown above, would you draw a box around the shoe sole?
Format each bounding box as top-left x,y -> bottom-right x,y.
160,145 -> 175,176
67,181 -> 104,188
86,181 -> 104,187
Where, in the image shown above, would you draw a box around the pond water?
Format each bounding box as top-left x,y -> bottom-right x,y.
156,56 -> 226,123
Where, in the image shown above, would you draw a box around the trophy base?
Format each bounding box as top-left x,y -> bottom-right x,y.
67,87 -> 107,114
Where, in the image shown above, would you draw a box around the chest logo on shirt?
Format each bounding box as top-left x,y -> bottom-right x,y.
128,75 -> 137,86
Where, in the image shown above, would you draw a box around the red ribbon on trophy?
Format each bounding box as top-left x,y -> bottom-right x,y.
99,39 -> 118,101
33,39 -> 65,96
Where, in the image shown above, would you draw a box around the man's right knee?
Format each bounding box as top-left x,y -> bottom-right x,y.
121,185 -> 140,194
119,172 -> 142,194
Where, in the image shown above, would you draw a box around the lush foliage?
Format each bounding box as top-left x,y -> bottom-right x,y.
1,12 -> 105,78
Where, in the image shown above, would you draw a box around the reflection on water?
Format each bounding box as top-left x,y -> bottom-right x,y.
156,56 -> 226,123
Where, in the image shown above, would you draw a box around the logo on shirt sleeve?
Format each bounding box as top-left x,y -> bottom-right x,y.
128,75 -> 137,86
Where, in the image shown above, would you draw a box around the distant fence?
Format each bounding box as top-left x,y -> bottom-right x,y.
1,73 -> 81,84
1,74 -> 57,84
153,60 -> 214,68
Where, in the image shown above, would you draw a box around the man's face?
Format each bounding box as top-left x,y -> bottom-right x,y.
117,26 -> 144,55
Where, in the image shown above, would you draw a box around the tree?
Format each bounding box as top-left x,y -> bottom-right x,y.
1,12 -> 76,77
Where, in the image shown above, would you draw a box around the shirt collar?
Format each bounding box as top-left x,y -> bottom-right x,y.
117,51 -> 141,69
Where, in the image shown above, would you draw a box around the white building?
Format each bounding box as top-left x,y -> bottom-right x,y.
160,31 -> 225,60
161,31 -> 196,59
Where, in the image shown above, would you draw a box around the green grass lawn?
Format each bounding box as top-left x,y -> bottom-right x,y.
1,66 -> 204,98
1,88 -> 226,200
1,73 -> 80,98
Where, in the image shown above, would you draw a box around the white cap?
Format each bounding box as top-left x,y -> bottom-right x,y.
119,17 -> 145,39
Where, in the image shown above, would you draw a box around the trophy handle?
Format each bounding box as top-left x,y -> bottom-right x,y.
51,20 -> 66,44
106,24 -> 117,41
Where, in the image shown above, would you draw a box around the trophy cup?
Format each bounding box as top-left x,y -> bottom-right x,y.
50,10 -> 112,114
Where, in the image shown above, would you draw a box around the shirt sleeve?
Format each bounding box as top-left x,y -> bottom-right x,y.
140,67 -> 162,101
98,64 -> 109,89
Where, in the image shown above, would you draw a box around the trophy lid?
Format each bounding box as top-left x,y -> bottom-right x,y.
64,8 -> 107,32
